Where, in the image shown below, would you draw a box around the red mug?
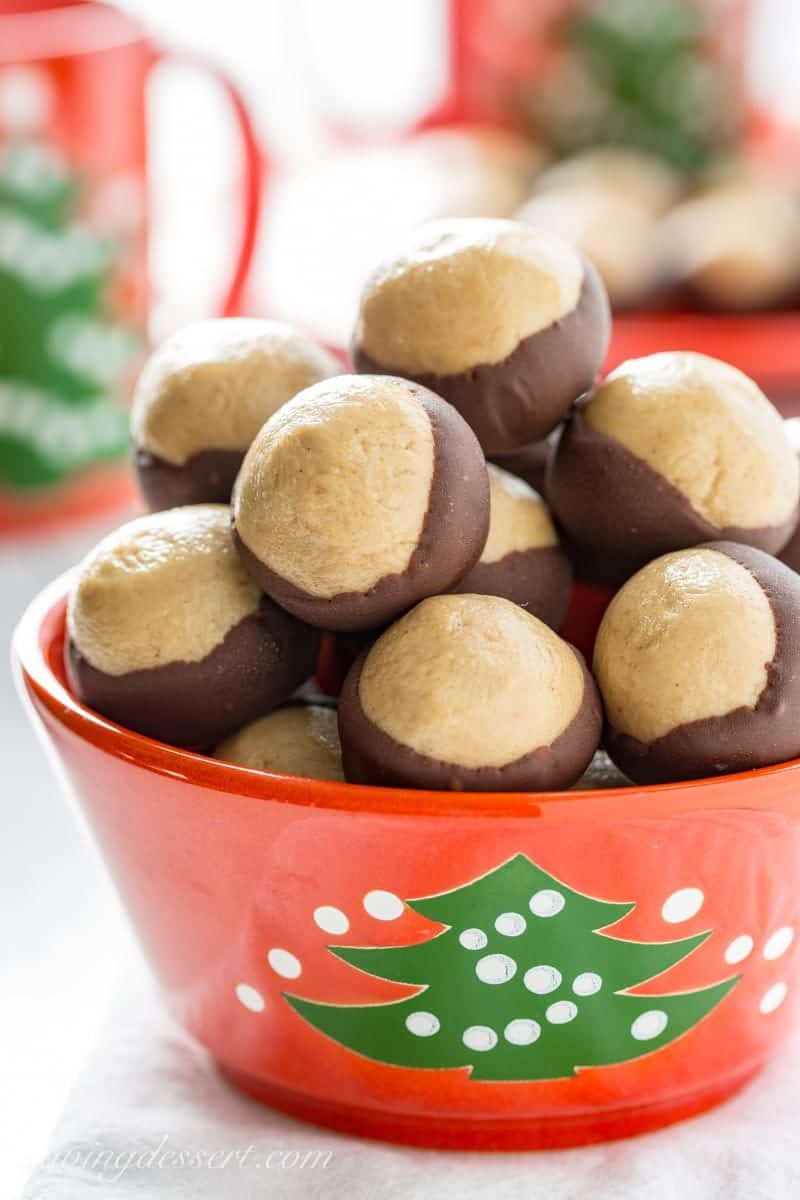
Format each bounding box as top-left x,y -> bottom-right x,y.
0,0 -> 262,534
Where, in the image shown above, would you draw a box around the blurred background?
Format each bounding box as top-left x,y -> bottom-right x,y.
2,0 -> 800,1191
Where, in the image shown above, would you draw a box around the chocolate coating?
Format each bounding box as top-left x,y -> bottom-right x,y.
66,599 -> 319,750
602,543 -> 800,784
354,260 -> 610,454
549,407 -> 800,584
780,524 -> 800,574
452,546 -> 572,630
315,629 -> 378,697
134,448 -> 245,511
339,644 -> 601,792
779,419 -> 800,574
234,383 -> 490,632
489,436 -> 556,497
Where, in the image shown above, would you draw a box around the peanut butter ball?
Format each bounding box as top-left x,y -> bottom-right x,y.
338,594 -> 601,791
517,186 -> 663,310
215,704 -> 343,782
233,375 -> 489,632
352,218 -> 610,454
659,181 -> 800,311
779,418 -> 800,574
452,465 -> 571,629
66,505 -> 319,748
517,148 -> 683,309
549,352 -> 800,582
594,543 -> 800,784
131,319 -> 340,510
533,147 -> 683,215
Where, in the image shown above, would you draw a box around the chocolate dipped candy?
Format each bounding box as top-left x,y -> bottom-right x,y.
779,419 -> 800,574
594,543 -> 800,784
452,464 -> 571,629
351,218 -> 610,454
549,352 -> 800,583
659,181 -> 800,311
533,147 -> 683,215
233,375 -> 489,632
489,431 -> 558,497
66,505 -> 319,748
338,594 -> 601,791
517,186 -> 664,311
215,703 -> 343,782
131,318 -> 340,510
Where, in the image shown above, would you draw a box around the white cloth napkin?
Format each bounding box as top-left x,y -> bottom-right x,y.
23,960 -> 799,1200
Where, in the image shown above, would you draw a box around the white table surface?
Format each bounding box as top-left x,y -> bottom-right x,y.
20,957 -> 800,1200
1,512 -> 137,1195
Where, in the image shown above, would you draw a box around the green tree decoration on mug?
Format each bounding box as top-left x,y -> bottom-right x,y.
0,139 -> 139,490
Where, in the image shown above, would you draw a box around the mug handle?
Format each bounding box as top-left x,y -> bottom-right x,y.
152,51 -> 264,318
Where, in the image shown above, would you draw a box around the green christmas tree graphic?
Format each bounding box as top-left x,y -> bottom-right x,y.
533,0 -> 739,171
0,139 -> 138,490
287,855 -> 739,1082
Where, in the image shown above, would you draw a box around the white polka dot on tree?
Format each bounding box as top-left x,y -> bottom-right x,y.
459,928 -> 488,950
529,889 -> 566,918
495,911 -> 527,936
631,1010 -> 668,1040
405,1011 -> 440,1037
573,972 -> 603,996
546,1000 -> 578,1024
504,1018 -> 541,1045
475,953 -> 517,985
462,1025 -> 498,1052
0,66 -> 54,135
523,964 -> 562,994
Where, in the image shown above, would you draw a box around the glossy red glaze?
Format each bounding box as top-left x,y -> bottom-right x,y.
14,575 -> 800,1149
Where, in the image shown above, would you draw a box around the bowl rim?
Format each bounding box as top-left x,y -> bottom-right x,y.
14,571 -> 800,819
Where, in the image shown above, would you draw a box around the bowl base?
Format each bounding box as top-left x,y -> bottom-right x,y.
216,1061 -> 764,1151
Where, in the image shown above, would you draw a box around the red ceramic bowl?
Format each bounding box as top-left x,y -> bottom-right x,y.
13,574 -> 800,1150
